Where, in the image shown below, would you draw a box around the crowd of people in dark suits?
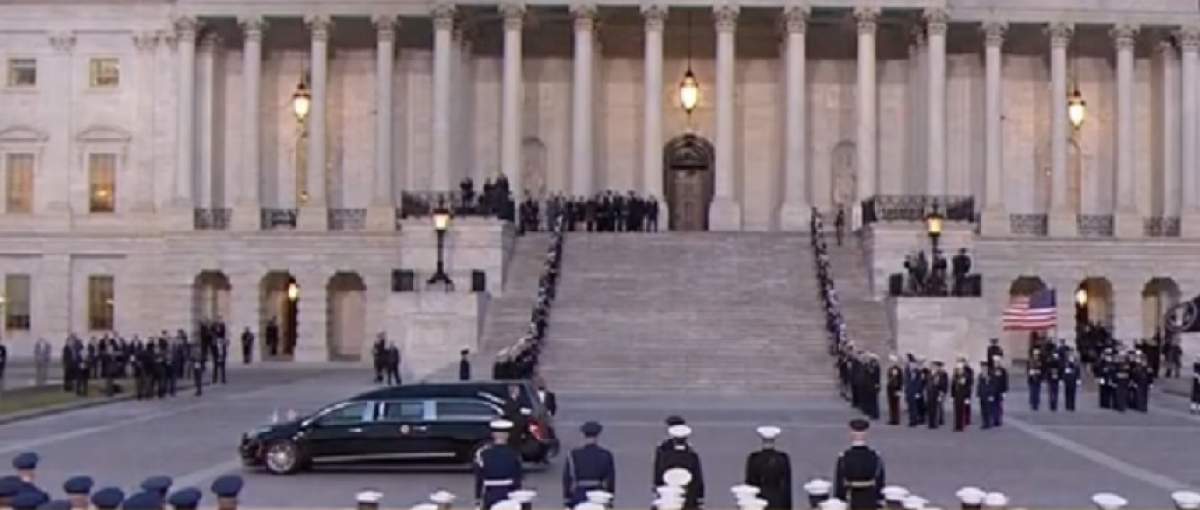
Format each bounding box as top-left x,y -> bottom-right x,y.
457,175 -> 516,221
492,210 -> 565,380
532,191 -> 659,233
899,247 -> 977,297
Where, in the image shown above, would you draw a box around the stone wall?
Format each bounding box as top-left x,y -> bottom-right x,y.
888,297 -> 990,364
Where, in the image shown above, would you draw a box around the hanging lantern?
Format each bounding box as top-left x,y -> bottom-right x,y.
1067,87 -> 1086,129
291,78 -> 312,122
679,69 -> 700,114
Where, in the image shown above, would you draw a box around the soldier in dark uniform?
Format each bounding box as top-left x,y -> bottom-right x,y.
832,419 -> 885,510
926,362 -> 948,429
863,355 -> 881,420
1113,354 -> 1130,412
74,344 -> 90,397
191,350 -> 204,396
1097,350 -> 1114,409
744,426 -> 791,510
1045,346 -> 1062,411
833,207 -> 845,247
459,349 -> 471,381
951,248 -> 971,296
1027,344 -> 1043,411
905,358 -> 925,427
986,338 -> 1003,371
1063,350 -> 1081,411
61,340 -> 75,392
951,361 -> 971,431
371,335 -> 385,383
976,361 -> 995,429
502,384 -> 529,452
240,328 -> 254,364
992,359 -> 1009,425
885,357 -> 903,425
1190,355 -> 1200,414
474,420 -> 523,510
1131,356 -> 1150,412
562,421 -> 615,508
653,424 -> 704,510
212,336 -> 228,385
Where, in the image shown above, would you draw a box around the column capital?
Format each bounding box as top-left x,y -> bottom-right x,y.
157,29 -> 178,49
132,31 -> 158,52
500,3 -> 526,31
174,16 -> 200,38
1157,38 -> 1177,56
49,31 -> 76,53
1046,22 -> 1073,48
1111,23 -> 1138,50
305,15 -> 333,42
1176,26 -> 1200,51
642,4 -> 667,31
239,16 -> 268,42
373,15 -> 398,41
782,5 -> 809,35
714,5 -> 739,34
572,4 -> 597,31
924,8 -> 949,37
432,3 -> 457,30
854,7 -> 880,35
981,21 -> 1007,47
199,31 -> 222,52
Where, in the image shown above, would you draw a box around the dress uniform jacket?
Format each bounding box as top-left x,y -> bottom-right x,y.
653,440 -> 704,509
832,444 -> 885,510
562,444 -> 615,507
744,449 -> 792,510
474,443 -> 523,510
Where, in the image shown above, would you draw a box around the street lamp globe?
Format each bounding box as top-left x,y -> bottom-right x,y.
291,79 -> 312,122
1075,287 -> 1088,307
287,282 -> 299,301
678,69 -> 700,114
925,211 -> 944,239
432,207 -> 452,232
1067,87 -> 1086,129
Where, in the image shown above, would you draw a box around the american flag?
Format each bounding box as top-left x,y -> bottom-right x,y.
1002,288 -> 1057,331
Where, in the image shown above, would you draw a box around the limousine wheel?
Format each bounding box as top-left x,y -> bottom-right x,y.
265,440 -> 301,475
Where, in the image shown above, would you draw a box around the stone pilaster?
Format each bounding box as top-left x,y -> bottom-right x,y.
708,4 -> 742,231
293,271 -> 330,362
297,15 -> 331,231
1047,22 -> 1075,237
367,15 -> 399,231
570,4 -> 596,197
778,5 -> 811,231
980,21 -> 1008,236
233,17 -> 266,231
1112,24 -> 1142,238
641,4 -> 668,227
854,7 -> 880,211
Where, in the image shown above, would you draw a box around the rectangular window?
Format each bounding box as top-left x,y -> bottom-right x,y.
87,275 -> 114,331
88,58 -> 119,88
88,153 -> 115,213
7,58 -> 36,87
4,274 -> 30,330
6,153 -> 33,213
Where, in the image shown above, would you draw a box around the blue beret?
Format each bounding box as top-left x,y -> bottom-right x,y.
0,476 -> 23,497
140,477 -> 172,495
121,491 -> 162,510
580,421 -> 603,437
37,499 -> 71,510
63,476 -> 93,495
166,488 -> 201,509
11,453 -> 38,471
11,490 -> 49,510
209,476 -> 242,498
91,488 -> 125,509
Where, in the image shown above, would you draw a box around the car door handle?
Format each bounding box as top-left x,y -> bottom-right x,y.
412,425 -> 429,432
348,427 -> 363,433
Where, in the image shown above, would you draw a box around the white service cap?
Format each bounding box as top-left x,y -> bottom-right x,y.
1091,493 -> 1128,510
1173,491 -> 1200,510
984,492 -> 1008,507
656,487 -> 686,498
882,486 -> 909,501
663,468 -> 693,487
429,491 -> 456,504
731,485 -> 761,499
507,490 -> 537,504
490,500 -> 521,510
667,425 -> 692,439
902,495 -> 928,510
575,503 -> 606,510
804,479 -> 832,496
489,419 -> 514,431
957,487 -> 986,505
652,497 -> 684,510
740,498 -> 769,510
411,504 -> 438,510
756,426 -> 782,440
357,490 -> 384,504
585,491 -> 613,505
818,497 -> 848,510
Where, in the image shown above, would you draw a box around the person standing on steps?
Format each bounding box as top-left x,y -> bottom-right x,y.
240,327 -> 254,365
834,206 -> 846,247
459,349 -> 471,381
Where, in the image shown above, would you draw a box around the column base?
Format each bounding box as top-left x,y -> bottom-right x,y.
231,205 -> 261,231
778,201 -> 813,232
980,208 -> 1009,237
296,206 -> 328,231
1181,211 -> 1200,238
1113,210 -> 1143,239
708,197 -> 743,232
365,205 -> 396,231
1048,211 -> 1076,238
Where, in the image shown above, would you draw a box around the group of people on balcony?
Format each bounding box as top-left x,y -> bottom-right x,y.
899,248 -> 975,297
457,175 -> 515,221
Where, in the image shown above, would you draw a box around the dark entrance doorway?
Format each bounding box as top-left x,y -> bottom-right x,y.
664,133 -> 714,231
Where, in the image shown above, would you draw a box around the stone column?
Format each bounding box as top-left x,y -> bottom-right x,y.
298,15 -> 331,230
642,4 -> 667,226
779,6 -> 810,231
233,17 -> 265,231
1047,23 -> 1075,237
709,4 -> 742,231
172,16 -> 199,226
1112,24 -> 1141,238
570,4 -> 596,197
980,21 -> 1008,236
132,32 -> 158,213
367,15 -> 398,231
1160,41 -> 1182,221
925,8 -> 948,197
431,5 -> 455,192
854,7 -> 879,218
197,32 -> 219,211
501,3 -> 525,217
1180,27 -> 1200,237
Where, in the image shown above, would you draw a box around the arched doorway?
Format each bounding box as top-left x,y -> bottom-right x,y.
663,133 -> 714,231
1141,278 -> 1181,339
1075,277 -> 1114,332
327,272 -> 367,361
1002,276 -> 1048,361
193,271 -> 231,329
260,272 -> 299,360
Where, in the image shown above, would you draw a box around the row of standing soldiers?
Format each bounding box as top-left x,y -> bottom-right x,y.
492,211 -> 565,380
811,210 -> 848,353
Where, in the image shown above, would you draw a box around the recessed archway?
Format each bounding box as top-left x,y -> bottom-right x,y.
1001,276 -> 1049,360
260,271 -> 298,361
327,272 -> 367,361
192,271 -> 231,329
1141,278 -> 1181,338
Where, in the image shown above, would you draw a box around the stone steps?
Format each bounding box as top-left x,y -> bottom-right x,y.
477,234 -> 555,356
825,241 -> 894,355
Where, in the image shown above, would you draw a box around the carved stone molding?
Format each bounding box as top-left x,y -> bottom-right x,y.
49,31 -> 76,53
239,16 -> 268,42
782,5 -> 808,35
1178,26 -> 1200,51
924,8 -> 949,37
714,5 -> 739,34
854,7 -> 880,35
174,16 -> 200,42
642,4 -> 667,32
432,4 -> 457,31
1111,23 -> 1138,51
199,32 -> 222,52
132,31 -> 158,53
572,4 -> 597,32
373,15 -> 397,42
500,3 -> 525,31
305,15 -> 333,42
982,21 -> 1007,48
1047,22 -> 1074,49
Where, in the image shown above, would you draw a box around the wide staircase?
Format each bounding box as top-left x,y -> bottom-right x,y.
825,238 -> 894,356
537,232 -> 835,394
476,233 -> 555,359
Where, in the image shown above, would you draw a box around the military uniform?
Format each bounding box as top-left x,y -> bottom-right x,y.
950,366 -> 971,431
1063,356 -> 1081,412
885,364 -> 903,425
652,426 -> 704,510
562,422 -> 615,508
1027,346 -> 1043,411
832,422 -> 885,510
744,427 -> 791,510
475,422 -> 524,510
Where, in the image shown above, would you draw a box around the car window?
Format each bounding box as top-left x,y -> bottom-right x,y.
436,399 -> 500,421
315,402 -> 372,426
378,400 -> 426,422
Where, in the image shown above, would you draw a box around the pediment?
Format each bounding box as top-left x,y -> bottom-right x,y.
76,125 -> 132,143
0,125 -> 49,143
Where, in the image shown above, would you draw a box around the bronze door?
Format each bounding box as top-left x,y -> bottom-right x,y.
664,134 -> 714,231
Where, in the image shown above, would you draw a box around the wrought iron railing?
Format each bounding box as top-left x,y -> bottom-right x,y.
328,208 -> 366,231
860,195 -> 976,225
260,208 -> 298,230
1077,214 -> 1114,238
1009,213 -> 1048,236
1144,216 -> 1181,237
399,190 -> 513,221
193,208 -> 231,230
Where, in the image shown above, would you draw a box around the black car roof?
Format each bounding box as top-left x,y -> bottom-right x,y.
350,380 -> 534,402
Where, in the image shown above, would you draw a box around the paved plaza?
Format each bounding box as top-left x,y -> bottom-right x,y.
0,366 -> 1196,509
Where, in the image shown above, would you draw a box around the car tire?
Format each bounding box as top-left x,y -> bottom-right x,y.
264,440 -> 302,475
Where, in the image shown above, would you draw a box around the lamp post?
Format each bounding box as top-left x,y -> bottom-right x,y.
428,205 -> 454,290
925,210 -> 944,257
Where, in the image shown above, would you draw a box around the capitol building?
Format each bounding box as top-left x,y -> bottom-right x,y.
2,0 -> 1200,368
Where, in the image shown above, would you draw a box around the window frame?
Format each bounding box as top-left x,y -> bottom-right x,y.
87,274 -> 114,331
87,152 -> 117,213
377,399 -> 433,423
311,401 -> 375,427
4,273 -> 31,331
87,57 -> 120,89
432,398 -> 501,422
6,57 -> 36,88
4,152 -> 34,214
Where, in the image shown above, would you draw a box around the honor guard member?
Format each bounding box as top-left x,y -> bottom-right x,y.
1191,355 -> 1200,414
950,362 -> 971,431
652,424 -> 704,510
1045,348 -> 1062,411
211,475 -> 243,510
832,419 -> 884,510
121,492 -> 163,510
1027,345 -> 1044,411
1063,350 -> 1081,411
0,476 -> 23,506
91,488 -> 125,510
885,357 -> 903,425
475,420 -> 524,510
191,351 -> 204,396
11,452 -> 37,483
167,488 -> 202,510
63,476 -> 93,510
459,349 -> 472,381
9,490 -> 49,510
141,477 -> 173,499
562,421 -> 616,508
744,426 -> 792,510
992,359 -> 1009,425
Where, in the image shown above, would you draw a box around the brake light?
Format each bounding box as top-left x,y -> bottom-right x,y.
528,419 -> 547,441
